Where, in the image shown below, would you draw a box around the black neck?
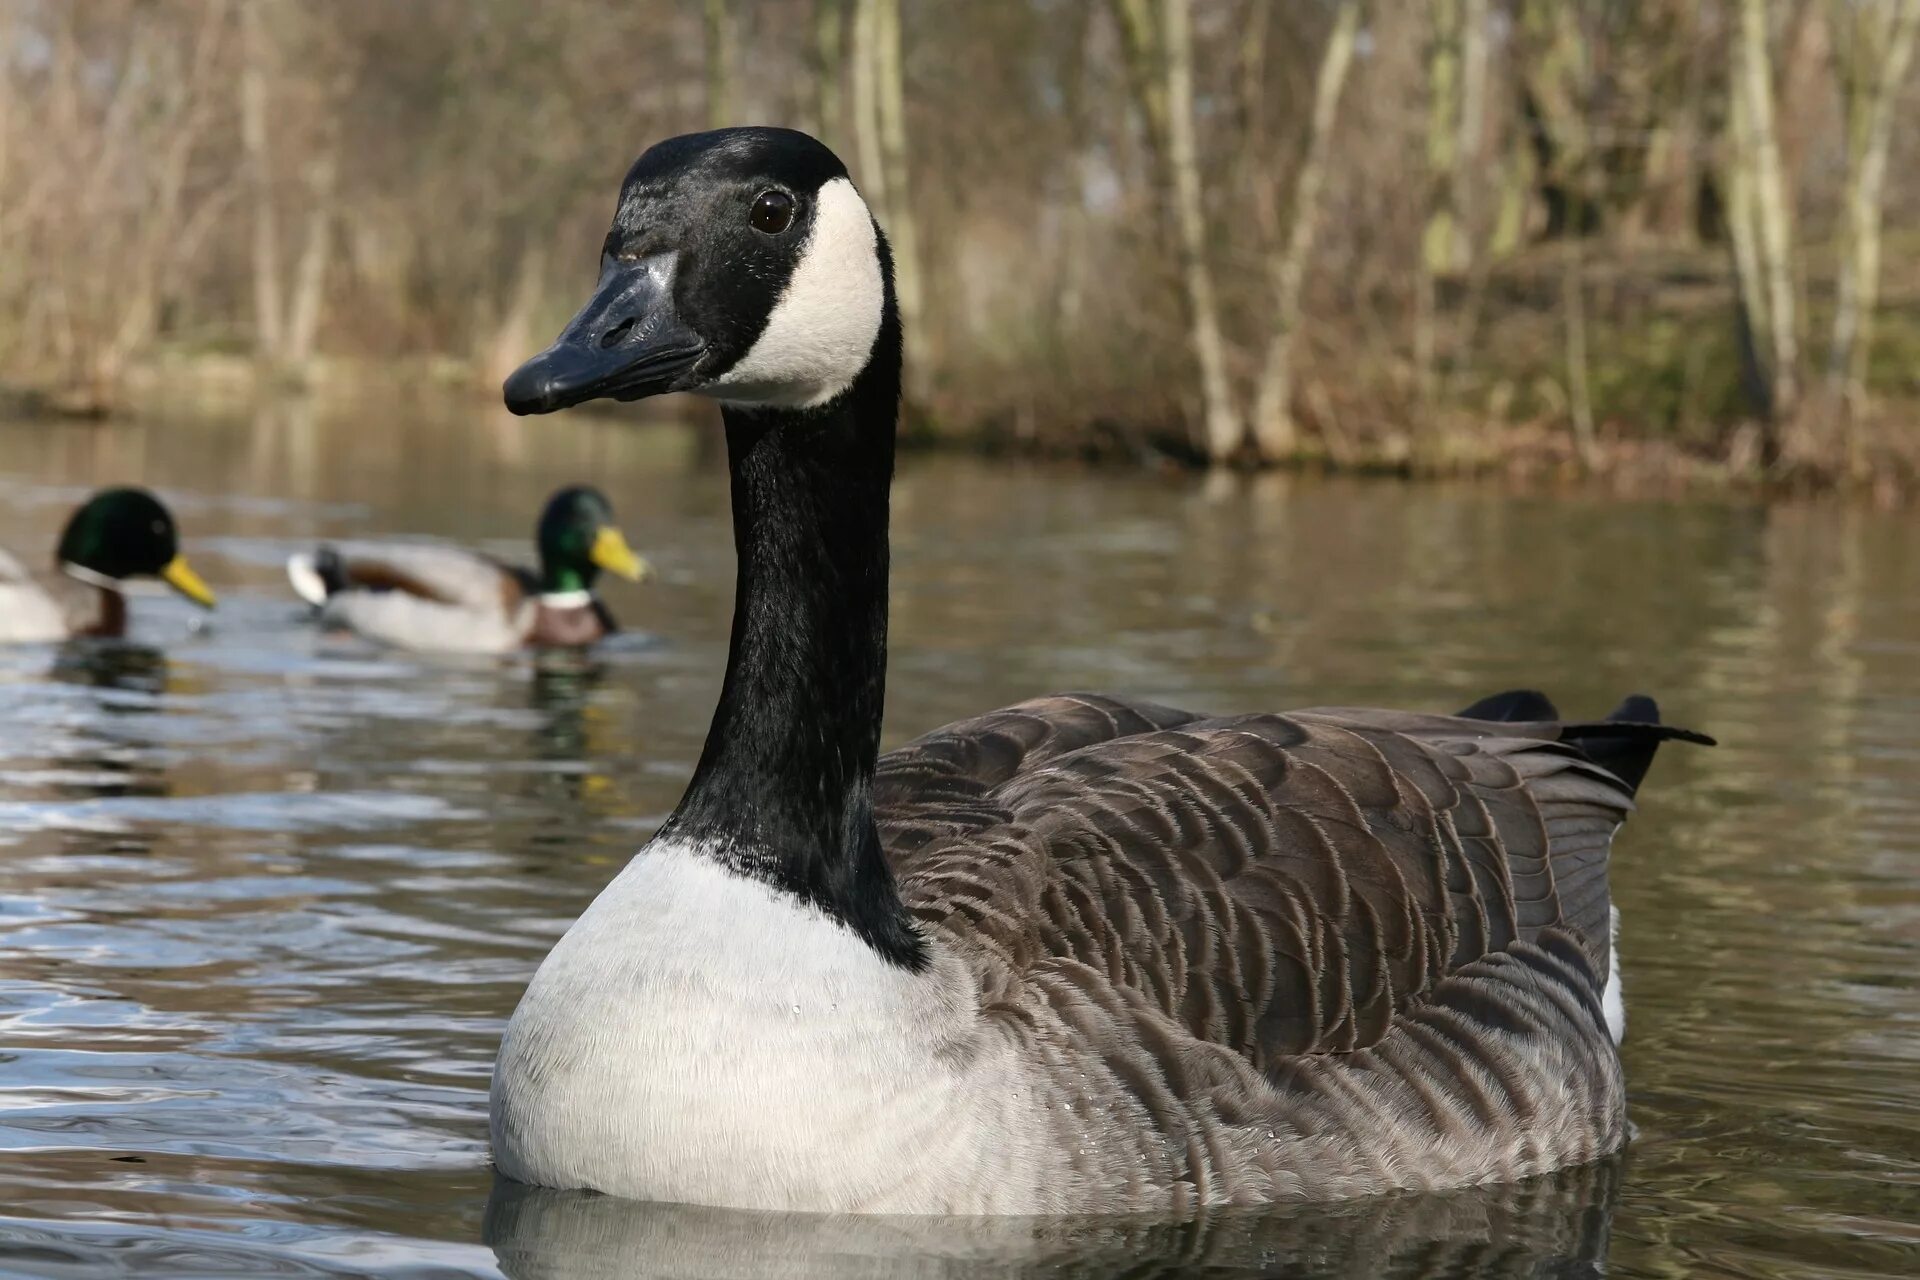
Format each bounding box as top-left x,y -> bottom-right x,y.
659,313 -> 922,968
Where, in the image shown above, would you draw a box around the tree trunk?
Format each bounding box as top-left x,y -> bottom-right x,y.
850,0 -> 889,219
1109,0 -> 1174,251
1736,0 -> 1801,432
284,150 -> 336,372
1423,0 -> 1465,277
704,0 -> 736,129
1563,236 -> 1597,469
1826,0 -> 1919,474
1250,0 -> 1360,462
98,6 -> 231,397
0,17 -> 10,212
1160,0 -> 1241,462
1726,61 -> 1775,424
872,0 -> 926,398
239,1 -> 283,365
1454,0 -> 1490,254
1053,2 -> 1099,343
813,0 -> 845,144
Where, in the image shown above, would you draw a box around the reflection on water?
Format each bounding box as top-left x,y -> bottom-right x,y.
1,395 -> 1918,1279
40,643 -> 172,803
486,1160 -> 1617,1280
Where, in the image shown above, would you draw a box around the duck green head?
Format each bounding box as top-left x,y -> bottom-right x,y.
535,485 -> 649,595
56,487 -> 216,608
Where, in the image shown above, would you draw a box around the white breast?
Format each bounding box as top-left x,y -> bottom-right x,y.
489,843 -> 1060,1213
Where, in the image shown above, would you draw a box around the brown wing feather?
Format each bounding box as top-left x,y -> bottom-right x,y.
878,694 -> 1639,1074
334,556 -> 467,606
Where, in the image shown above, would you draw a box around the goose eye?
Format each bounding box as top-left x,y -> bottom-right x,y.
750,190 -> 794,235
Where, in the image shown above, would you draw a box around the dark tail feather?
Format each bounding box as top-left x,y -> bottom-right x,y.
1561,693 -> 1715,795
1457,688 -> 1561,723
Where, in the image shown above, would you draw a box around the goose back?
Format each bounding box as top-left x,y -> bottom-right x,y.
871,692 -> 1681,1204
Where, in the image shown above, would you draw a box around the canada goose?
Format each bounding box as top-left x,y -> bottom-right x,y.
490,128 -> 1709,1215
285,485 -> 649,654
0,487 -> 216,643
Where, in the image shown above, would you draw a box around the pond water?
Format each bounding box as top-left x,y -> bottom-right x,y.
0,397 -> 1916,1279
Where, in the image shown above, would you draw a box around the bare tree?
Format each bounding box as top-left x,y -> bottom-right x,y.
705,0 -> 736,128
239,1 -> 344,384
239,2 -> 284,367
813,0 -> 847,144
1825,0 -> 1920,472
1424,0 -> 1467,276
1454,0 -> 1490,254
850,0 -> 890,218
1110,0 -> 1173,249
1159,0 -> 1241,461
1731,0 -> 1802,443
1250,0 -> 1361,462
3,0 -> 1919,489
0,1 -> 233,411
872,0 -> 927,398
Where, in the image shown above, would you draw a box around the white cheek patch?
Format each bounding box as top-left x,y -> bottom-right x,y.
704,177 -> 885,409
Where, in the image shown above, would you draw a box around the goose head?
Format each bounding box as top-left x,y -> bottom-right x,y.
504,127 -> 890,416
57,487 -> 216,608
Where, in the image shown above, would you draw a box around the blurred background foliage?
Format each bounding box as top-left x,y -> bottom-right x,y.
3,0 -> 1919,491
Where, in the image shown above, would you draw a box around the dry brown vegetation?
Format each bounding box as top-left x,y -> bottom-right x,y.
2,0 -> 1919,492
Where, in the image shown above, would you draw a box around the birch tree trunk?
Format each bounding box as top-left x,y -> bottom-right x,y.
704,0 -> 736,129
872,0 -> 927,396
1416,0 -> 1467,412
1826,0 -> 1920,473
1736,0 -> 1801,431
1109,0 -> 1172,250
1563,236 -> 1597,469
239,2 -> 284,365
850,0 -> 889,220
1726,61 -> 1775,423
1160,0 -> 1241,462
284,151 -> 336,369
1423,0 -> 1465,276
1250,0 -> 1360,462
813,0 -> 845,144
1453,0 -> 1489,254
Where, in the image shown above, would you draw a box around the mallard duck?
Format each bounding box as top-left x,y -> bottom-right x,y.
488,128 -> 1711,1215
0,487 -> 216,643
285,486 -> 649,654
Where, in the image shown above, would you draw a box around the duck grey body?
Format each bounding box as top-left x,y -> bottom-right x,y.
490,128 -> 1704,1215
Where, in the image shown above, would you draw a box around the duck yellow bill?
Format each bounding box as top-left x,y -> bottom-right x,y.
590,526 -> 650,582
161,556 -> 217,608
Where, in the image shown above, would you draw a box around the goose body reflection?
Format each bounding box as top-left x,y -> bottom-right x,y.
485,1159 -> 1618,1280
